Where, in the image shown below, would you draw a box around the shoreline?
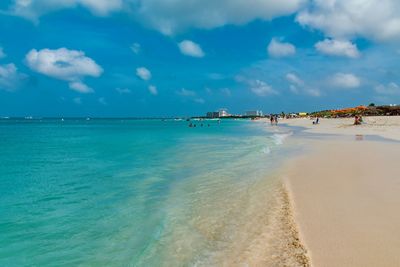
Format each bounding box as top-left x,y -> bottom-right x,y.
279,116 -> 400,266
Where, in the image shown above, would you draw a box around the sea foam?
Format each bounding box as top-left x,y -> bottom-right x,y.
272,132 -> 293,145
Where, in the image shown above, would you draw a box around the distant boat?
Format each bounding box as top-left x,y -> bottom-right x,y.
25,116 -> 33,120
61,118 -> 64,122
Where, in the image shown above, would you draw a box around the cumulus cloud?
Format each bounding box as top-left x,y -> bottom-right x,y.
330,72 -> 361,88
286,73 -> 320,97
289,84 -> 300,94
194,98 -> 205,104
0,63 -> 24,91
297,0 -> 400,41
129,0 -> 306,35
115,87 -> 131,94
98,97 -> 107,105
148,85 -> 158,95
249,80 -> 278,96
176,88 -> 196,97
303,87 -> 321,97
208,73 -> 225,80
69,81 -> 93,93
267,38 -> 296,57
286,73 -> 304,87
7,0 -> 305,34
178,40 -> 205,58
136,67 -> 151,80
0,47 -> 6,59
73,97 -> 82,104
176,88 -> 205,103
220,88 -> 231,97
315,39 -> 360,58
375,82 -> 400,95
9,0 -> 123,21
130,43 -> 141,54
25,48 -> 102,93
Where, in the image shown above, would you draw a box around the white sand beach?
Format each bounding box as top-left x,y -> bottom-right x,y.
282,116 -> 400,266
285,116 -> 400,141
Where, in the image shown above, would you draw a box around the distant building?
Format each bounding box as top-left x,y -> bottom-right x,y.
206,111 -> 220,118
206,108 -> 230,118
245,110 -> 263,117
218,108 -> 229,117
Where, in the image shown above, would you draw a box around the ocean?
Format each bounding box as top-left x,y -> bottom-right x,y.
0,119 -> 301,266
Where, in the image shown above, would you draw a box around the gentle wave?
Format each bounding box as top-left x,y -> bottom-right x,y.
272,132 -> 293,145
0,119 -> 300,266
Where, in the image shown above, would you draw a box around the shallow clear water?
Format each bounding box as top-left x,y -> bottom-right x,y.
0,119 -> 294,266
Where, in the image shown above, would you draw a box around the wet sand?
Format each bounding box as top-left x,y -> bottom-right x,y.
282,117 -> 400,266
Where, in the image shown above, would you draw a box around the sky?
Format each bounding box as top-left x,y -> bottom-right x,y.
0,0 -> 400,117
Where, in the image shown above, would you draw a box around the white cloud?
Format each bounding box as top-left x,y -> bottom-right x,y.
194,98 -> 205,104
297,0 -> 400,41
0,63 -> 24,91
220,88 -> 231,96
148,85 -> 158,95
250,80 -> 278,96
69,81 -> 93,93
304,87 -> 321,97
136,67 -> 151,80
330,72 -> 361,88
73,97 -> 82,104
10,0 -> 123,20
208,73 -> 225,80
286,73 -> 304,86
286,73 -> 321,97
98,97 -> 107,105
176,88 -> 205,103
129,0 -> 306,35
0,47 -> 6,59
178,40 -> 205,58
176,88 -> 196,97
116,87 -> 131,94
375,82 -> 400,95
130,43 -> 141,54
25,48 -> 102,93
289,84 -> 300,94
267,38 -> 296,57
8,0 -> 306,34
315,39 -> 360,58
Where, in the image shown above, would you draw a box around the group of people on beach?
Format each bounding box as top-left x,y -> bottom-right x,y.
270,115 -> 278,125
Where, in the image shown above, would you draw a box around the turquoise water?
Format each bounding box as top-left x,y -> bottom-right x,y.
0,119 -> 294,266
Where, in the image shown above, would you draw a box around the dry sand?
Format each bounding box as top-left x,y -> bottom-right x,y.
282,116 -> 400,267
285,116 -> 400,141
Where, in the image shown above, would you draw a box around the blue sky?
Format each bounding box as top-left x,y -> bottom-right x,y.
1,0 -> 400,117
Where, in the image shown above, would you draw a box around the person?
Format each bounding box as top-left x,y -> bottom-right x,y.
354,115 -> 362,125
313,117 -> 320,124
274,115 -> 278,125
270,115 -> 274,125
